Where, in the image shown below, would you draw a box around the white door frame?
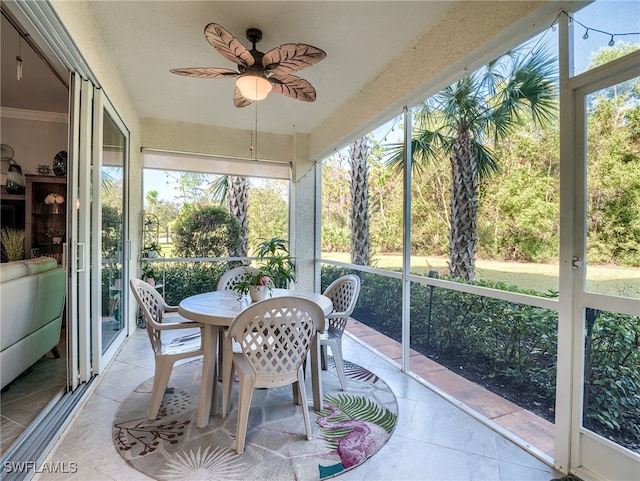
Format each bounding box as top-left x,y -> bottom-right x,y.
557,14 -> 640,478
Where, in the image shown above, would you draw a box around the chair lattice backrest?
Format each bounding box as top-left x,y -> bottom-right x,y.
228,297 -> 324,378
323,274 -> 361,333
217,266 -> 260,291
130,278 -> 167,353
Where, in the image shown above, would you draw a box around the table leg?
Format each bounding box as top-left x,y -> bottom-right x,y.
310,333 -> 323,410
197,325 -> 219,428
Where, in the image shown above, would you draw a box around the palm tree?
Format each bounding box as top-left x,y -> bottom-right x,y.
209,175 -> 250,258
386,48 -> 556,280
145,190 -> 159,214
349,136 -> 371,265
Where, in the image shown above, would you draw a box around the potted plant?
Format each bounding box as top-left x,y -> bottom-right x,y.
1,228 -> 25,261
231,237 -> 296,301
255,237 -> 296,288
141,262 -> 158,286
231,268 -> 272,302
144,241 -> 161,258
47,226 -> 66,244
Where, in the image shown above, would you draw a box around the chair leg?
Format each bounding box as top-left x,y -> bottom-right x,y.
149,357 -> 174,420
330,339 -> 347,391
297,366 -> 312,440
235,370 -> 255,454
320,344 -> 328,370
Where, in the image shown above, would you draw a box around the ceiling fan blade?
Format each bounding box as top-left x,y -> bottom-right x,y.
263,44 -> 326,75
204,23 -> 255,67
170,67 -> 239,79
269,74 -> 317,102
233,87 -> 255,108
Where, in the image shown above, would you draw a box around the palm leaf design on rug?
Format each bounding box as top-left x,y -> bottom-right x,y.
315,393 -> 397,471
343,360 -> 380,383
160,445 -> 248,481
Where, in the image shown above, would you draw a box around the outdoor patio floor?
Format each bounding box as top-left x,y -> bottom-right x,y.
31,321 -> 563,481
346,319 -> 555,459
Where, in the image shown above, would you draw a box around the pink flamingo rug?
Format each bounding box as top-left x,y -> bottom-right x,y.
113,358 -> 397,480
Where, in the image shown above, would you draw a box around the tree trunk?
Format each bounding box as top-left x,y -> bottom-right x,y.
449,128 -> 477,280
349,136 -> 370,265
228,176 -> 249,258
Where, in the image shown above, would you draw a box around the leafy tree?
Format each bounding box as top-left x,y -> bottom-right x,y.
386,47 -> 556,280
171,205 -> 242,258
248,186 -> 288,247
321,157 -> 351,252
586,94 -> 640,266
102,205 -> 122,258
170,172 -> 213,205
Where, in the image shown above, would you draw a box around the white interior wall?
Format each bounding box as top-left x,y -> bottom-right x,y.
0,111 -> 67,183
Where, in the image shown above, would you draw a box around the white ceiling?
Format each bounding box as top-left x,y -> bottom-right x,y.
2,1 -> 454,136
1,12 -> 68,113
86,1 -> 454,135
1,1 -> 571,145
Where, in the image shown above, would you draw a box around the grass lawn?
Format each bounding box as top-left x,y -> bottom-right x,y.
322,252 -> 639,298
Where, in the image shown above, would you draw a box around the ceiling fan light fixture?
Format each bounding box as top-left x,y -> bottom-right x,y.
236,72 -> 271,101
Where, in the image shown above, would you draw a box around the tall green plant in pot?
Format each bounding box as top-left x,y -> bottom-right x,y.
1,228 -> 25,261
255,237 -> 295,288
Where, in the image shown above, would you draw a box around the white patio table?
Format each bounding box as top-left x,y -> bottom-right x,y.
178,288 -> 332,428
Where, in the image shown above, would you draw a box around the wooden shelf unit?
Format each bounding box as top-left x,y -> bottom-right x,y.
25,175 -> 67,264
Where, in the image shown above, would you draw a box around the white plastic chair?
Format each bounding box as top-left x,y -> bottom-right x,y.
320,274 -> 361,390
225,296 -> 324,454
217,266 -> 260,291
129,278 -> 204,420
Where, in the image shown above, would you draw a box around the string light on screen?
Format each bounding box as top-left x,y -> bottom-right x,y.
560,9 -> 640,47
529,9 -> 640,58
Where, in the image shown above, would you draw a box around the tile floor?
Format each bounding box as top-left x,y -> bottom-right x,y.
0,336 -> 67,455
34,328 -> 563,481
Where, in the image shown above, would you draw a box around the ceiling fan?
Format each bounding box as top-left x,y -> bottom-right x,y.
170,23 -> 326,107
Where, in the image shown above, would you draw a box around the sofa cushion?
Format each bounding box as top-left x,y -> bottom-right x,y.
0,274 -> 37,351
31,268 -> 66,332
0,262 -> 27,283
21,257 -> 58,275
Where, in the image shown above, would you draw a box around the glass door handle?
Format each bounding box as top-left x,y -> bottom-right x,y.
77,242 -> 86,272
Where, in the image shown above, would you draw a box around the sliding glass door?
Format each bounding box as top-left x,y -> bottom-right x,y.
68,73 -> 129,388
99,109 -> 128,355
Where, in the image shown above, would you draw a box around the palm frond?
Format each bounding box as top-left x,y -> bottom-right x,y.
473,141 -> 500,178
317,394 -> 397,434
343,361 -> 380,383
204,175 -> 228,204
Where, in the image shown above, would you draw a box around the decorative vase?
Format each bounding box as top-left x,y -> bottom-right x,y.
53,151 -> 67,176
6,160 -> 25,194
52,236 -> 62,245
249,285 -> 268,302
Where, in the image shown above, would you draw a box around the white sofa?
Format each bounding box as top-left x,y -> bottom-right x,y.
0,258 -> 66,390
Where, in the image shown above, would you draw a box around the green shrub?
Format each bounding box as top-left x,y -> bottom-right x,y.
163,261 -> 227,305
321,264 -> 639,448
172,205 -> 242,258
